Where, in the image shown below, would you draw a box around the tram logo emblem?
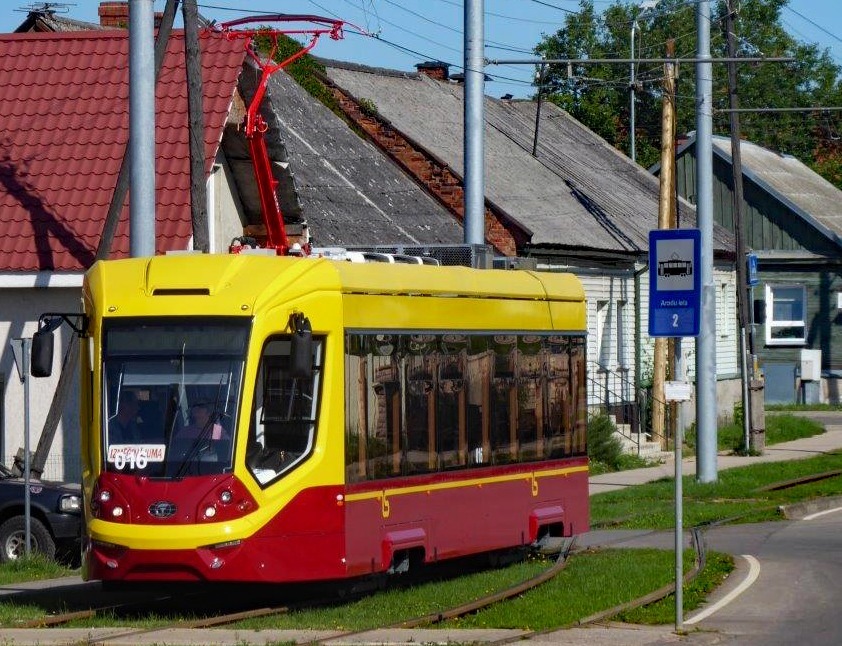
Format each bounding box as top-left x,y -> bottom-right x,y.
148,501 -> 177,518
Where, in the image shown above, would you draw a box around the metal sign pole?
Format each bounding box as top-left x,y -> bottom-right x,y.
23,338 -> 31,558
672,336 -> 684,630
10,338 -> 32,557
649,230 -> 700,632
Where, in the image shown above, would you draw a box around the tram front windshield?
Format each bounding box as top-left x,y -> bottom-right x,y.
101,319 -> 249,478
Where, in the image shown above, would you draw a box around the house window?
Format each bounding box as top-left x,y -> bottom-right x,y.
765,284 -> 806,346
595,300 -> 610,368
616,300 -> 627,369
718,282 -> 733,339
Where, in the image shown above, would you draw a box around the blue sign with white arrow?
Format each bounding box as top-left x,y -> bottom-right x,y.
649,229 -> 701,337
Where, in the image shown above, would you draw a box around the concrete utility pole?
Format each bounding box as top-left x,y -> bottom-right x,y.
31,0 -> 179,478
695,0 -> 718,483
463,0 -> 485,246
129,0 -> 156,257
183,0 -> 209,252
652,39 -> 677,448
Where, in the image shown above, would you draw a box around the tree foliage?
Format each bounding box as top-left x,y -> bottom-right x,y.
535,0 -> 842,186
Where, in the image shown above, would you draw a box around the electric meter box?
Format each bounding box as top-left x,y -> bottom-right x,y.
800,349 -> 821,381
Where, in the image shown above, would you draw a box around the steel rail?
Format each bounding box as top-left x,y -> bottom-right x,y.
484,527 -> 706,645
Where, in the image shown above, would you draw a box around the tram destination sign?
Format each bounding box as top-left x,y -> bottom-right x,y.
648,228 -> 701,337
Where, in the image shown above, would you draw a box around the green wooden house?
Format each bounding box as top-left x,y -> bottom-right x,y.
672,134 -> 842,403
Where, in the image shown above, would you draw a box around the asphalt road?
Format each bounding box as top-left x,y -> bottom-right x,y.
572,505 -> 842,645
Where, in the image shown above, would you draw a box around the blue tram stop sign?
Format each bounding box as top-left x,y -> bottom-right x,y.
649,229 -> 701,338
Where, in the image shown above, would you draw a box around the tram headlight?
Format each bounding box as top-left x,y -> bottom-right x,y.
196,476 -> 257,523
91,477 -> 131,523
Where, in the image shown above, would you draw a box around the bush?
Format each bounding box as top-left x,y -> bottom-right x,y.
588,414 -> 623,470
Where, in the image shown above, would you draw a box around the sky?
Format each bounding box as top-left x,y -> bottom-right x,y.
1,0 -> 840,99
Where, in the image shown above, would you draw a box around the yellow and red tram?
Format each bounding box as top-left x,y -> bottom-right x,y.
72,253 -> 588,583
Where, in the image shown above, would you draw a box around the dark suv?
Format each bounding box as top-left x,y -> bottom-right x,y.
0,463 -> 82,564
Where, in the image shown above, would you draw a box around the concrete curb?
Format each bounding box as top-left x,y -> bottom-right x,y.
779,494 -> 842,520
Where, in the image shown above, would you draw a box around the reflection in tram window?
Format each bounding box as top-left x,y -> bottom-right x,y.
438,334 -> 467,468
344,331 -> 586,481
490,334 -> 517,464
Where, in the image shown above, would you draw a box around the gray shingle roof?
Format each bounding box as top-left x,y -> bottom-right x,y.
228,63 -> 464,248
323,60 -> 734,257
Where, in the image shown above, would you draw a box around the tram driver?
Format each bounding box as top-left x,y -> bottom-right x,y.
172,402 -> 231,461
111,390 -> 143,444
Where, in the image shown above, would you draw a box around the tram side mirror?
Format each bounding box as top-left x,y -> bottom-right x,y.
31,329 -> 54,378
290,315 -> 313,379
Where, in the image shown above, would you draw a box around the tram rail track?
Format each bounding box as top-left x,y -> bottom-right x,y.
9,464 -> 825,641
4,543 -> 577,642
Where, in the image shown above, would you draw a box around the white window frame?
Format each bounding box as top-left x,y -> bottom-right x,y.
616,300 -> 628,369
595,300 -> 610,368
717,282 -> 733,339
765,283 -> 806,346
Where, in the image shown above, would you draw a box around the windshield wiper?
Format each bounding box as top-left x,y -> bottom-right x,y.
172,381 -> 225,479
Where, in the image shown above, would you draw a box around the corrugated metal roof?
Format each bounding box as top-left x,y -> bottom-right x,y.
706,134 -> 842,247
0,30 -> 246,271
323,60 -> 734,256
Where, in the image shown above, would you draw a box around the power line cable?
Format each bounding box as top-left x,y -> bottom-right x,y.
433,0 -> 569,26
381,0 -> 535,54
784,5 -> 842,46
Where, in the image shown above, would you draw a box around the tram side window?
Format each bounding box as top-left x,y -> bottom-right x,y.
369,335 -> 402,479
438,334 -> 468,469
518,336 -> 544,461
490,335 -> 517,464
343,331 -> 586,482
405,334 -> 437,473
570,337 -> 588,455
545,336 -> 573,458
345,334 -> 368,482
465,337 -> 490,465
248,335 -> 322,486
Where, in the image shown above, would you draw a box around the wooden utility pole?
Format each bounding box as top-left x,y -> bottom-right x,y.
725,1 -> 764,451
183,0 -> 209,251
652,39 -> 677,448
29,0 -> 180,478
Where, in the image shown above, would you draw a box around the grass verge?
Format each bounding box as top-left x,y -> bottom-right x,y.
591,449 -> 842,529
0,554 -> 74,586
226,549 -> 730,632
684,413 -> 824,455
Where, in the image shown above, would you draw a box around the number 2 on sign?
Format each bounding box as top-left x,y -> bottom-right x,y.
672,314 -> 679,328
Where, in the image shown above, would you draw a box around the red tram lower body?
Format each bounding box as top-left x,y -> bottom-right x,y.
86,458 -> 588,583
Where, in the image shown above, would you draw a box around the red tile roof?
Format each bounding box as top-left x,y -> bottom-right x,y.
0,30 -> 247,272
